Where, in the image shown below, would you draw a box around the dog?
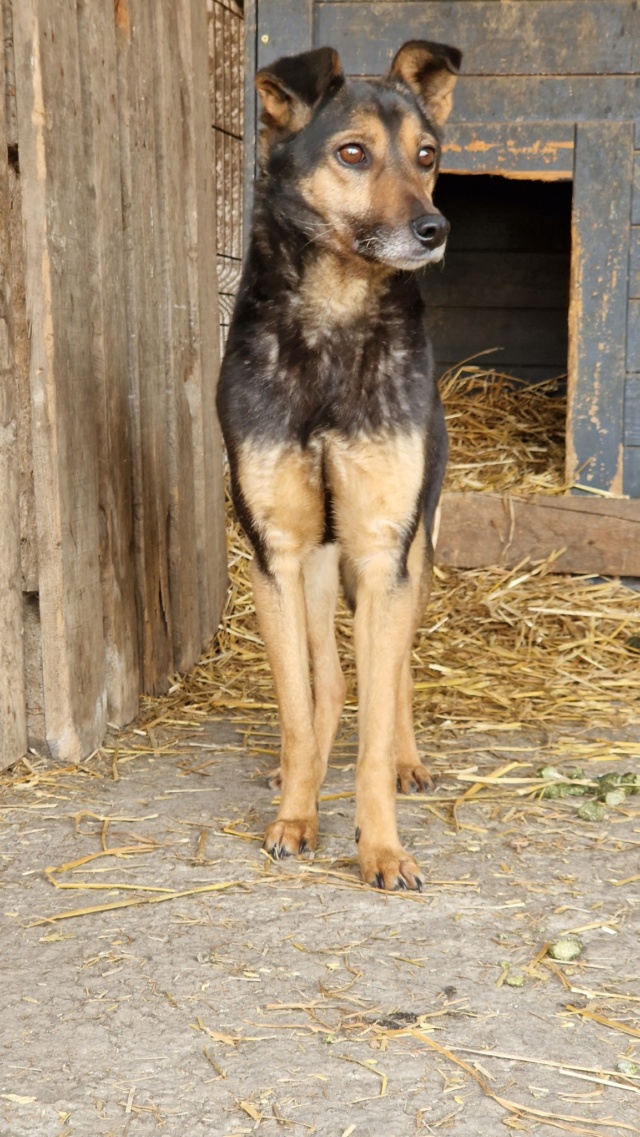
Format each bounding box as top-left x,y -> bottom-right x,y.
216,40 -> 462,890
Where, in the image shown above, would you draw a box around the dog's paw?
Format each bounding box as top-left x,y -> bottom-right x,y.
358,842 -> 424,892
263,817 -> 317,860
396,760 -> 434,795
266,766 -> 282,790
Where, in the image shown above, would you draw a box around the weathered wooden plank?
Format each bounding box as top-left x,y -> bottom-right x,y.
3,1 -> 38,598
442,123 -> 574,179
451,76 -> 640,126
149,0 -> 201,672
628,301 -> 640,373
566,122 -> 633,495
217,256 -> 243,295
633,153 -> 640,225
315,3 -> 639,77
257,0 -> 313,68
424,306 -> 568,369
14,0 -> 107,760
421,252 -> 570,311
176,0 -> 228,647
624,447 -> 640,498
76,0 -> 139,726
437,491 -> 640,576
114,0 -> 174,692
630,229 -> 640,300
243,0 -> 257,242
625,378 -> 640,446
0,0 -> 26,769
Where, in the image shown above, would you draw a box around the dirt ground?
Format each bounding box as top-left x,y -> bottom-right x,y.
1,718 -> 639,1137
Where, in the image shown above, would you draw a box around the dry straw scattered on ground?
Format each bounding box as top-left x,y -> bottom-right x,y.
136,366 -> 639,747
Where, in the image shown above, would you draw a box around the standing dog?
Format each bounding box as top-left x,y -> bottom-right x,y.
217,40 -> 461,890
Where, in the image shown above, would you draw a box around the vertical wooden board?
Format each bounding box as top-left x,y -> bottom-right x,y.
566,122 -> 633,494
148,0 -> 201,671
632,152 -> 640,224
175,0 -> 227,647
624,446 -> 640,497
76,0 -> 139,725
630,229 -> 640,299
13,0 -> 107,760
114,0 -> 174,692
243,0 -> 256,245
628,301 -> 640,373
625,377 -> 640,445
0,1 -> 26,768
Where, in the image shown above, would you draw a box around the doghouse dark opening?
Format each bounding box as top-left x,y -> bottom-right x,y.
422,174 -> 573,385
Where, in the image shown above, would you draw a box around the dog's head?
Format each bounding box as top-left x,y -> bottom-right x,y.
255,40 -> 462,270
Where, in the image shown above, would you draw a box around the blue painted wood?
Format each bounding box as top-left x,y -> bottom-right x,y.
625,379 -> 640,445
633,153 -> 640,224
315,3 -> 640,77
628,301 -> 640,373
624,446 -> 640,497
567,121 -> 633,494
630,229 -> 640,300
442,123 -> 574,178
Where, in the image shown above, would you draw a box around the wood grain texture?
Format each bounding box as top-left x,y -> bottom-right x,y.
0,0 -> 26,768
442,123 -> 574,178
177,0 -> 228,647
625,379 -> 640,446
633,152 -> 640,225
421,251 -> 570,311
624,446 -> 640,497
76,0 -> 139,726
437,491 -> 640,576
149,0 -> 201,673
628,301 -> 640,373
566,122 -> 633,495
630,229 -> 640,300
425,306 -> 568,370
316,3 -> 639,76
115,0 -> 174,692
14,0 -> 107,760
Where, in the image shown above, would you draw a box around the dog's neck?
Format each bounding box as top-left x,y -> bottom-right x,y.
297,249 -> 389,334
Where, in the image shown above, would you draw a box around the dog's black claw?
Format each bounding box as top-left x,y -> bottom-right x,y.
374,871 -> 385,890
415,877 -> 423,893
354,826 -> 361,844
298,838 -> 307,854
395,876 -> 407,891
396,776 -> 402,792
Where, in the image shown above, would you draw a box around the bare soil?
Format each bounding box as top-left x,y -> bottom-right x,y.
1,720 -> 639,1137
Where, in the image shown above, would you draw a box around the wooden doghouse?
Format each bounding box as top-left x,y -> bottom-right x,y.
245,0 -> 640,572
0,0 -> 237,768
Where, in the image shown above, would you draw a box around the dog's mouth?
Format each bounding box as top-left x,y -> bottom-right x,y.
354,229 -> 448,270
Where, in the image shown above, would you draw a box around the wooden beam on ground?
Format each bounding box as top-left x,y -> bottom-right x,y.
437,491 -> 640,577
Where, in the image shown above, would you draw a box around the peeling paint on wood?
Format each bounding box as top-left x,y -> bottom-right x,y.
442,123 -> 574,178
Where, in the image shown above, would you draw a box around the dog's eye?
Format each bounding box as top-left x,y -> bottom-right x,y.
418,145 -> 437,169
337,143 -> 367,166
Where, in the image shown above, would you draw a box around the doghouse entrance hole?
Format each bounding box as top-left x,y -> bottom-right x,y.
424,174 -> 573,386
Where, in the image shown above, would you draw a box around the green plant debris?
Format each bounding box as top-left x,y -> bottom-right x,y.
547,937 -> 584,962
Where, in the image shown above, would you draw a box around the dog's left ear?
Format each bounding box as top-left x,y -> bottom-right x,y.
256,47 -> 344,135
388,40 -> 462,126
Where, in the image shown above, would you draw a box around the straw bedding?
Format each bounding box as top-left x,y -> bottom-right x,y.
147,367 -> 639,741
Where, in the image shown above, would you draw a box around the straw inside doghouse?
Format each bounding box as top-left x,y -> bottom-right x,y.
142,366 -> 640,740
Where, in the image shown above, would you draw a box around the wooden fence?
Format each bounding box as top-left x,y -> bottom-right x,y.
0,0 -> 228,768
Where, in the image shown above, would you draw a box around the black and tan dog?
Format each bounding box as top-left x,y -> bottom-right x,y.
217,40 -> 462,890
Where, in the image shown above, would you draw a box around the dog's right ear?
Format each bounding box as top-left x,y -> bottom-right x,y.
255,47 -> 344,136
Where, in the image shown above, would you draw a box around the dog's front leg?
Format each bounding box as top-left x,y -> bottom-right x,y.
328,432 -> 427,890
252,558 -> 322,858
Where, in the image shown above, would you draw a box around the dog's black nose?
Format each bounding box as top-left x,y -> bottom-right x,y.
411,213 -> 450,249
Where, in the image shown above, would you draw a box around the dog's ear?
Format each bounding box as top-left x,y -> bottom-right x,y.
388,40 -> 462,126
256,47 -> 344,135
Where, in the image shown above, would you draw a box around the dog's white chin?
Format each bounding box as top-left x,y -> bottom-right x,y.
376,244 -> 446,272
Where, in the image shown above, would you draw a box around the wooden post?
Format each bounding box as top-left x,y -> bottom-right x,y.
14,0 -> 107,759
0,0 -> 26,769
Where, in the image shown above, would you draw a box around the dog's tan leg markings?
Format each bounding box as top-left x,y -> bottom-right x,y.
304,543 -> 346,774
327,431 -> 429,890
268,543 -> 345,791
238,443 -> 325,858
395,521 -> 435,795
